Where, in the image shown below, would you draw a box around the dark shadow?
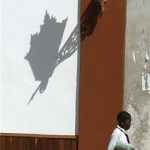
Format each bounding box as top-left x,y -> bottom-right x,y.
25,0 -> 103,104
81,0 -> 102,41
57,0 -> 102,65
25,11 -> 67,104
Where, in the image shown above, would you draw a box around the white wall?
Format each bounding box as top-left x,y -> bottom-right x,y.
0,0 -> 2,132
0,0 -> 79,135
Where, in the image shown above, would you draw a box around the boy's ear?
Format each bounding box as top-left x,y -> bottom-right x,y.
121,122 -> 124,126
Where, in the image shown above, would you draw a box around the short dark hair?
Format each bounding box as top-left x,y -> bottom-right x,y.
117,111 -> 131,124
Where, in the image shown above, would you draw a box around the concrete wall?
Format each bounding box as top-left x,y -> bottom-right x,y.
124,0 -> 150,149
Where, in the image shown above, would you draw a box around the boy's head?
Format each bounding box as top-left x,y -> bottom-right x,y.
117,111 -> 131,130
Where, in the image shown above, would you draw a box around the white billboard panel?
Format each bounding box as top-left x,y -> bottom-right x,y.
0,0 -> 79,135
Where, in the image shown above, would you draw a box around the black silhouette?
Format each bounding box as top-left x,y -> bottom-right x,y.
25,0 -> 103,104
81,0 -> 102,41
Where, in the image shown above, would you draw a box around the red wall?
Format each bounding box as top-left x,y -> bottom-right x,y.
78,0 -> 126,150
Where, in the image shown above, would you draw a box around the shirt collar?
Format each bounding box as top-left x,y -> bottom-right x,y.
117,125 -> 126,133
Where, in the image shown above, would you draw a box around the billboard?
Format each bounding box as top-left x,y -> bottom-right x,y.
0,0 -> 79,135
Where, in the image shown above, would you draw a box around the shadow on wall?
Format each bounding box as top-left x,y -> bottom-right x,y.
25,0 -> 103,104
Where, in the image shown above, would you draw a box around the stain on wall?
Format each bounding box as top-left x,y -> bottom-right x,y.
124,0 -> 150,149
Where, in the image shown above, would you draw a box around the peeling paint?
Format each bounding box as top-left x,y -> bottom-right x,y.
141,72 -> 150,91
132,51 -> 136,63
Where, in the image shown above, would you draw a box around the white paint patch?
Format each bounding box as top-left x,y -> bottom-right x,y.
142,72 -> 150,91
145,51 -> 149,61
132,51 -> 136,63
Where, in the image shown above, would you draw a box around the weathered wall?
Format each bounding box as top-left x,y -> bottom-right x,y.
124,0 -> 150,149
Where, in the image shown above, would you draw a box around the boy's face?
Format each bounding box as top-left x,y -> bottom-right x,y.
123,119 -> 131,130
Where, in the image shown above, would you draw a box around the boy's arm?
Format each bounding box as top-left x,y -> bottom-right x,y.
114,141 -> 135,150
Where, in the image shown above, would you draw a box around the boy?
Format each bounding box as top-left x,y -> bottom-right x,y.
108,111 -> 135,150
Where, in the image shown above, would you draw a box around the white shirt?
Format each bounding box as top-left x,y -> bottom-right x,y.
108,125 -> 129,150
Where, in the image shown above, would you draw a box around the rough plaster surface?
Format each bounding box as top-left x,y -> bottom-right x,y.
124,0 -> 150,149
